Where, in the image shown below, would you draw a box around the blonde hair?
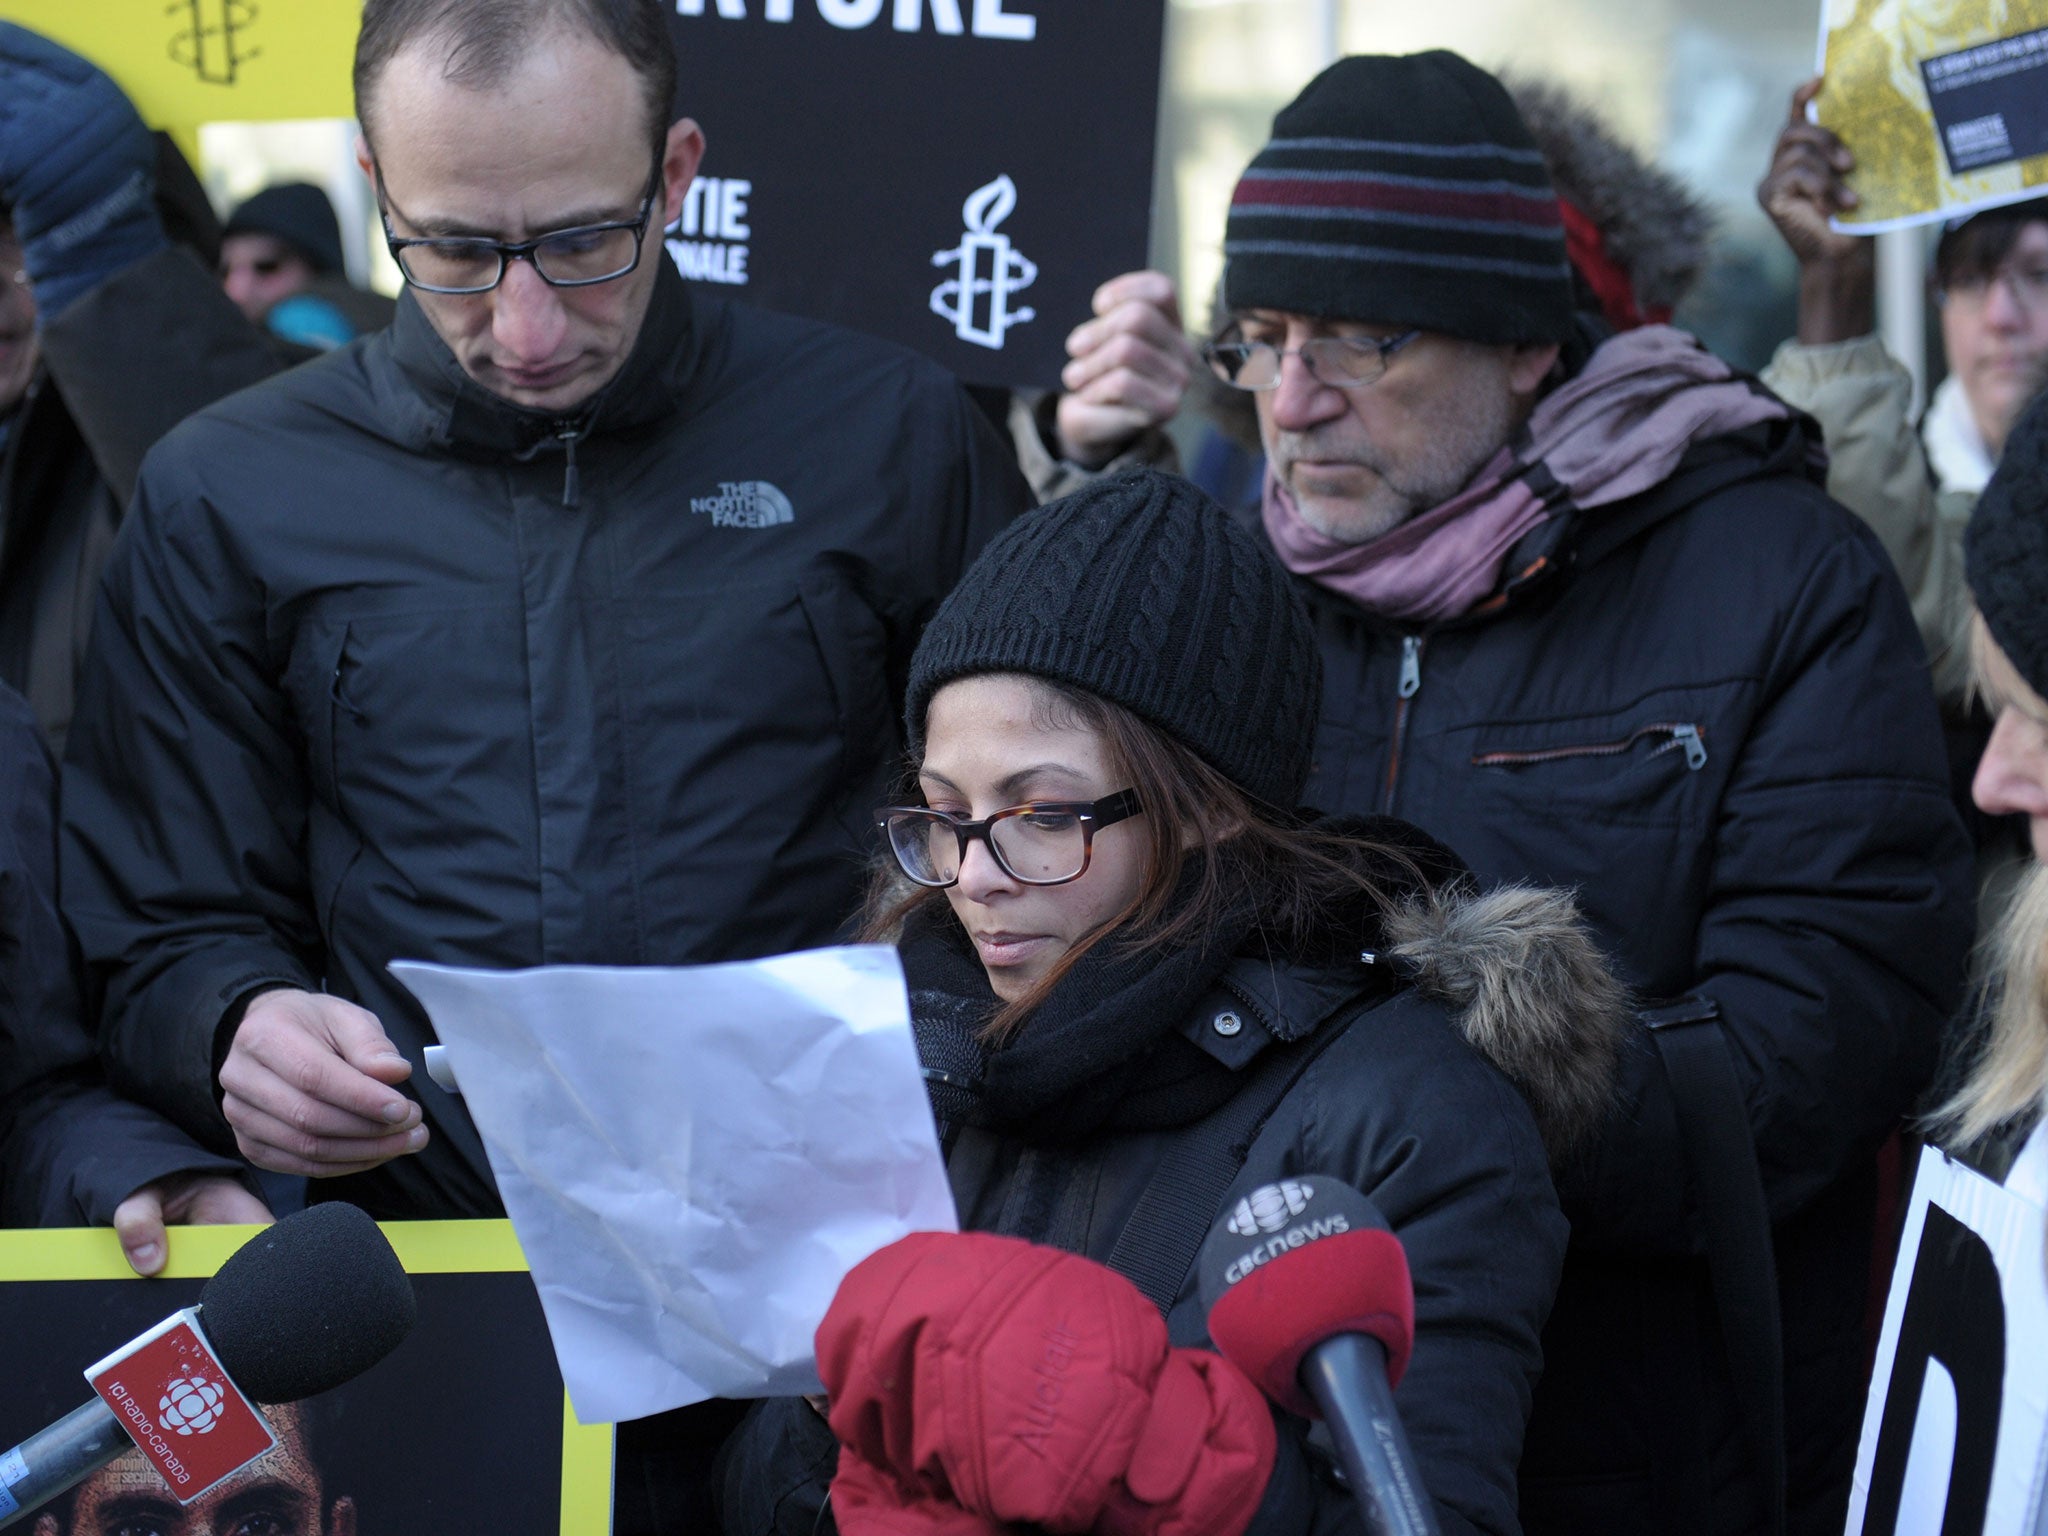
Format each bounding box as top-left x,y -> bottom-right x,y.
1930,614 -> 2048,1147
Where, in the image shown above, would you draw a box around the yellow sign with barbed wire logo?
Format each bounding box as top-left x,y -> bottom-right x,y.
0,0 -> 355,126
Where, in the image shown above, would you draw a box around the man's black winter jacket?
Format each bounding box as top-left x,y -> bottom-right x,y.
60,262 -> 1031,1219
1293,417 -> 1975,1534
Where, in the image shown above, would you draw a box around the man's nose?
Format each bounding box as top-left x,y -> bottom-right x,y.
1973,709 -> 2048,822
1266,350 -> 1347,432
491,257 -> 570,363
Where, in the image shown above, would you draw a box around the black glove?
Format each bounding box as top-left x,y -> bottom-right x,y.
0,22 -> 166,316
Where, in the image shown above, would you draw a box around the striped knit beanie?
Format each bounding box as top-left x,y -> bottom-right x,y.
1224,51 -> 1576,345
906,469 -> 1323,812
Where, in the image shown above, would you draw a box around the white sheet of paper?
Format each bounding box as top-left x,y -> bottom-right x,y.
389,946 -> 958,1425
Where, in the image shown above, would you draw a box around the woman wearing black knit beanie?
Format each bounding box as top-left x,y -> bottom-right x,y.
718,469 -> 1625,1536
1930,387 -> 2048,1202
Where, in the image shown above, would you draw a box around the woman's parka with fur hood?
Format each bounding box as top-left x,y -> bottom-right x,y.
718,827 -> 1627,1536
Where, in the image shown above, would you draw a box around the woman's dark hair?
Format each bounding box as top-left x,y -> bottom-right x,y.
863,676 -> 1424,1041
355,0 -> 677,160
1935,199 -> 2048,291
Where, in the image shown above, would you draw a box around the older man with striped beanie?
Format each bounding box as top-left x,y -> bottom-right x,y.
1204,49 -> 1973,1536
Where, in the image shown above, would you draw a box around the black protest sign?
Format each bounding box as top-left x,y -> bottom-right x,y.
663,1 -> 1168,390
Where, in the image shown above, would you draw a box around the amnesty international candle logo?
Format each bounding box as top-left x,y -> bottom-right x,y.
166,0 -> 258,86
930,175 -> 1038,351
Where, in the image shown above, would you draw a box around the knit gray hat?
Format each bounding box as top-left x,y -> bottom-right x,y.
1968,387 -> 2048,699
1223,51 -> 1575,344
906,470 -> 1323,811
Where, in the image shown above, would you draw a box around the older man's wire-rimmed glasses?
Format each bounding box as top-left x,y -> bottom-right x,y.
875,790 -> 1143,889
1203,329 -> 1422,391
377,162 -> 664,294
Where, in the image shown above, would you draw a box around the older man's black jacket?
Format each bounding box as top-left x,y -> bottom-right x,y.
60,261 -> 1031,1220
1293,415 -> 1974,1535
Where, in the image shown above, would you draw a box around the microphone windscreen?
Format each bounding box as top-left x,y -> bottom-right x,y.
199,1202 -> 417,1403
1198,1176 -> 1414,1420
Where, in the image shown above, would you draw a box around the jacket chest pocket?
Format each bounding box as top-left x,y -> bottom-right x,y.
1463,707 -> 1724,830
286,606 -> 537,859
1473,721 -> 1708,775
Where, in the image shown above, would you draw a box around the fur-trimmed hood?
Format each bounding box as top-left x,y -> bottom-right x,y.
1386,883 -> 1629,1166
1505,75 -> 1713,322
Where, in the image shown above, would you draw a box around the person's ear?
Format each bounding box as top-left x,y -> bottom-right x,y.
660,118 -> 707,230
1507,341 -> 1562,396
327,1494 -> 357,1536
353,132 -> 375,187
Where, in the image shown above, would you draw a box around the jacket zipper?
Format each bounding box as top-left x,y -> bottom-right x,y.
1380,634 -> 1424,814
1472,720 -> 1709,772
555,421 -> 585,508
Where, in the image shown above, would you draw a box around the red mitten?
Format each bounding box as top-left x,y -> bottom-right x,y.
819,1231 -> 1275,1536
829,1443 -> 1006,1536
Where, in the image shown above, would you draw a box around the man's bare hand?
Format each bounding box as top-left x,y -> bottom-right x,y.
218,988 -> 428,1178
1054,270 -> 1196,469
112,1172 -> 273,1277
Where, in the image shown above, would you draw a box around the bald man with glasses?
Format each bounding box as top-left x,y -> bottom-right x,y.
60,0 -> 1031,1226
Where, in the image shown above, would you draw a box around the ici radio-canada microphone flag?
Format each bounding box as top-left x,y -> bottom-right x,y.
83,1310 -> 276,1504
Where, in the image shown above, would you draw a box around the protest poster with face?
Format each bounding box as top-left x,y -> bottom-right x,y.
0,1223 -> 611,1536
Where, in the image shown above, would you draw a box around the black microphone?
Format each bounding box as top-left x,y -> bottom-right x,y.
1198,1176 -> 1440,1536
0,1203 -> 416,1528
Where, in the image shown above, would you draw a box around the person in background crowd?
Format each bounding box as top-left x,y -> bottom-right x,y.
1210,50 -> 1973,1535
0,24 -> 283,754
57,0 -> 1029,1526
1935,390 -> 2048,1204
1759,78 -> 2042,892
1190,72 -> 1715,519
220,180 -> 397,350
0,673 -> 265,1275
717,469 -> 1624,1536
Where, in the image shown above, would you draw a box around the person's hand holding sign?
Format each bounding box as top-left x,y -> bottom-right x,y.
1055,270 -> 1196,468
1758,76 -> 1877,345
219,989 -> 429,1178
112,1170 -> 273,1277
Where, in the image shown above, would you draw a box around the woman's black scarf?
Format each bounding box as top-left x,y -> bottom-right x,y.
897,815 -> 1467,1143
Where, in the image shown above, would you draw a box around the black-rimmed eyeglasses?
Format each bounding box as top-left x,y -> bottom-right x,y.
1203,330 -> 1422,391
876,790 -> 1143,889
378,163 -> 664,294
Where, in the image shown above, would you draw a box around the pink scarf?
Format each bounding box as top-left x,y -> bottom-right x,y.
1261,326 -> 1793,622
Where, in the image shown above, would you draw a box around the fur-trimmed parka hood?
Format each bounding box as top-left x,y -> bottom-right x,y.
1230,815 -> 1629,1168
1385,883 -> 1628,1166
1505,75 -> 1714,322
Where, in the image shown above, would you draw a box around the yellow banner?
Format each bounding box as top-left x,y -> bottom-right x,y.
1818,0 -> 2048,231
0,0 -> 357,127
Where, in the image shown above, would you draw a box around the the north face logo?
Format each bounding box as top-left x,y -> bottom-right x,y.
691,480 -> 794,528
1228,1180 -> 1314,1236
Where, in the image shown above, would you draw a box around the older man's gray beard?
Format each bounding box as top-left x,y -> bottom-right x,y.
1269,386 -> 1518,548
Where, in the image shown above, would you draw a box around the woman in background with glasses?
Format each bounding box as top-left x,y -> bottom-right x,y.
717,469 -> 1625,1536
